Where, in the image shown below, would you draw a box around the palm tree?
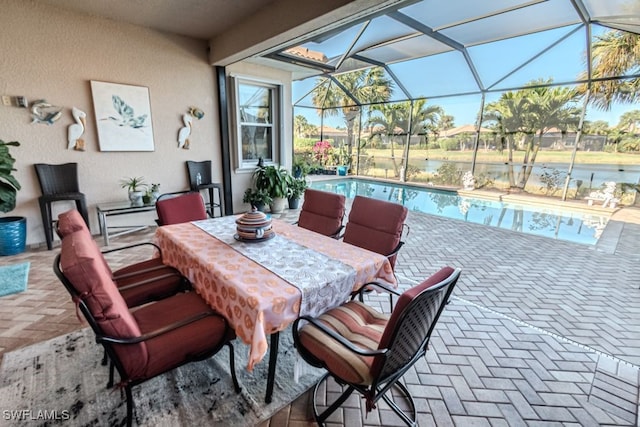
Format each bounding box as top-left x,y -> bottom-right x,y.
585,30 -> 640,110
484,80 -> 581,189
311,67 -> 393,164
368,100 -> 443,177
293,114 -> 316,139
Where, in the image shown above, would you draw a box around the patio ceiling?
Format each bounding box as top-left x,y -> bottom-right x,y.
257,0 -> 640,106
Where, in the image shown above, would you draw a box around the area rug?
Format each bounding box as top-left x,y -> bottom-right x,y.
0,327 -> 324,426
0,261 -> 29,297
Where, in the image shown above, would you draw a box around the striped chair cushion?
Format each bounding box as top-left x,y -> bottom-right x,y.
298,300 -> 389,385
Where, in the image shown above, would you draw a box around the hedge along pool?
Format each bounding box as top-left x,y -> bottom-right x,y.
309,178 -> 610,246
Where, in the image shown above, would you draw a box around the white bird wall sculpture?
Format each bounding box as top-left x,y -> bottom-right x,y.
177,113 -> 193,149
67,107 -> 87,151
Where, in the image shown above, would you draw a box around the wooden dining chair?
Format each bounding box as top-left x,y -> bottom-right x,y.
54,229 -> 240,427
297,189 -> 346,238
293,266 -> 461,427
155,191 -> 208,225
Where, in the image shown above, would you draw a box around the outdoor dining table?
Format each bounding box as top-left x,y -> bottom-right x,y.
154,215 -> 397,403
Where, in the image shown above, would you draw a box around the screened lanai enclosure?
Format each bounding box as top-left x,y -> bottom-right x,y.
275,0 -> 640,205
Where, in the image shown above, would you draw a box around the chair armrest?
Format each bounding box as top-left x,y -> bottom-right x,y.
386,241 -> 404,260
294,315 -> 387,357
329,225 -> 344,240
350,280 -> 400,305
97,309 -> 220,345
102,242 -> 163,258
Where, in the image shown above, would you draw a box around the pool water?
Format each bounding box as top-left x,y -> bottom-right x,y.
309,178 -> 610,246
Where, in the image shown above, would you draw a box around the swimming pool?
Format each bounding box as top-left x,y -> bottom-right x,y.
309,178 -> 610,246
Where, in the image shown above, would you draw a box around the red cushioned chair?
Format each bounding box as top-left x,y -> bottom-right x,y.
57,209 -> 190,308
342,195 -> 409,309
155,191 -> 208,226
297,189 -> 346,238
54,230 -> 240,427
293,266 -> 461,427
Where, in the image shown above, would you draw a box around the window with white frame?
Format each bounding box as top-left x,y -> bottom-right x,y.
233,78 -> 281,168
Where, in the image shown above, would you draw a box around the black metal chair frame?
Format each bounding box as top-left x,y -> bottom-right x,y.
293,269 -> 461,427
186,160 -> 224,217
54,254 -> 241,427
34,163 -> 89,250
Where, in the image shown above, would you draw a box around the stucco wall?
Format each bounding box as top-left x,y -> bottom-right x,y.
1,0 -> 221,246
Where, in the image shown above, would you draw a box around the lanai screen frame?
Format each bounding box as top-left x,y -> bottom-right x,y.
283,0 -> 640,203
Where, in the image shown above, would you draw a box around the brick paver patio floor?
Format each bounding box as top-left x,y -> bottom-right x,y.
1,203 -> 639,426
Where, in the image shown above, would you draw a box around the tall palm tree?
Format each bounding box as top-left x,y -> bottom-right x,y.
311,67 -> 393,163
484,80 -> 581,189
586,30 -> 640,110
368,100 -> 443,177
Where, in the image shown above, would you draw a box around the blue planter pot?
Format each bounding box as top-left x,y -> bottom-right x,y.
0,216 -> 27,256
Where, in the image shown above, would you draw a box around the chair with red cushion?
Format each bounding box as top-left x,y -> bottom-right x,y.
342,195 -> 409,309
297,189 -> 346,238
293,266 -> 460,427
54,229 -> 240,427
57,209 -> 190,308
342,195 -> 408,270
155,191 -> 208,226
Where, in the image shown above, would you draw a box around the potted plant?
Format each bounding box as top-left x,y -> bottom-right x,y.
0,140 -> 26,255
242,188 -> 272,212
287,177 -> 307,209
253,164 -> 290,213
142,183 -> 161,205
120,176 -> 146,206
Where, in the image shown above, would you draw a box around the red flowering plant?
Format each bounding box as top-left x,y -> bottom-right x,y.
312,140 -> 333,166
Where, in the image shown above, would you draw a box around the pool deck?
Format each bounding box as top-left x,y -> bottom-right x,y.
1,189 -> 639,426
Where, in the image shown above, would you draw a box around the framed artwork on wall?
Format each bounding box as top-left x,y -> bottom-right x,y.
90,81 -> 155,151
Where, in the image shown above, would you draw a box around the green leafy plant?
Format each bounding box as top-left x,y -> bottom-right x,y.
0,140 -> 21,213
253,165 -> 290,198
120,176 -> 146,192
287,177 -> 308,199
242,188 -> 272,207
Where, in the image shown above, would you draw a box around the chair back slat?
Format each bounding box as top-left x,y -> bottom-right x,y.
186,160 -> 213,190
34,163 -> 81,195
373,267 -> 460,382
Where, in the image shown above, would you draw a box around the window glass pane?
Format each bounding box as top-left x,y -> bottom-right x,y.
241,125 -> 272,161
239,83 -> 272,124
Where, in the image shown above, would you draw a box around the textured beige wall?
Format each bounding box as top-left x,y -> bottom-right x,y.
1,0 -> 221,246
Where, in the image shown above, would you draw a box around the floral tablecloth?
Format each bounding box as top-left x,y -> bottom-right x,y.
154,216 -> 396,370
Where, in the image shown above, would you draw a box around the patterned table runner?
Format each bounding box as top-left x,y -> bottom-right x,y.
193,216 -> 357,317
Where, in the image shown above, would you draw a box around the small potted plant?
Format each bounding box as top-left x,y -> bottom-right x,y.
287,177 -> 308,209
0,139 -> 26,255
142,183 -> 161,205
120,176 -> 146,206
243,188 -> 272,212
253,164 -> 290,213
